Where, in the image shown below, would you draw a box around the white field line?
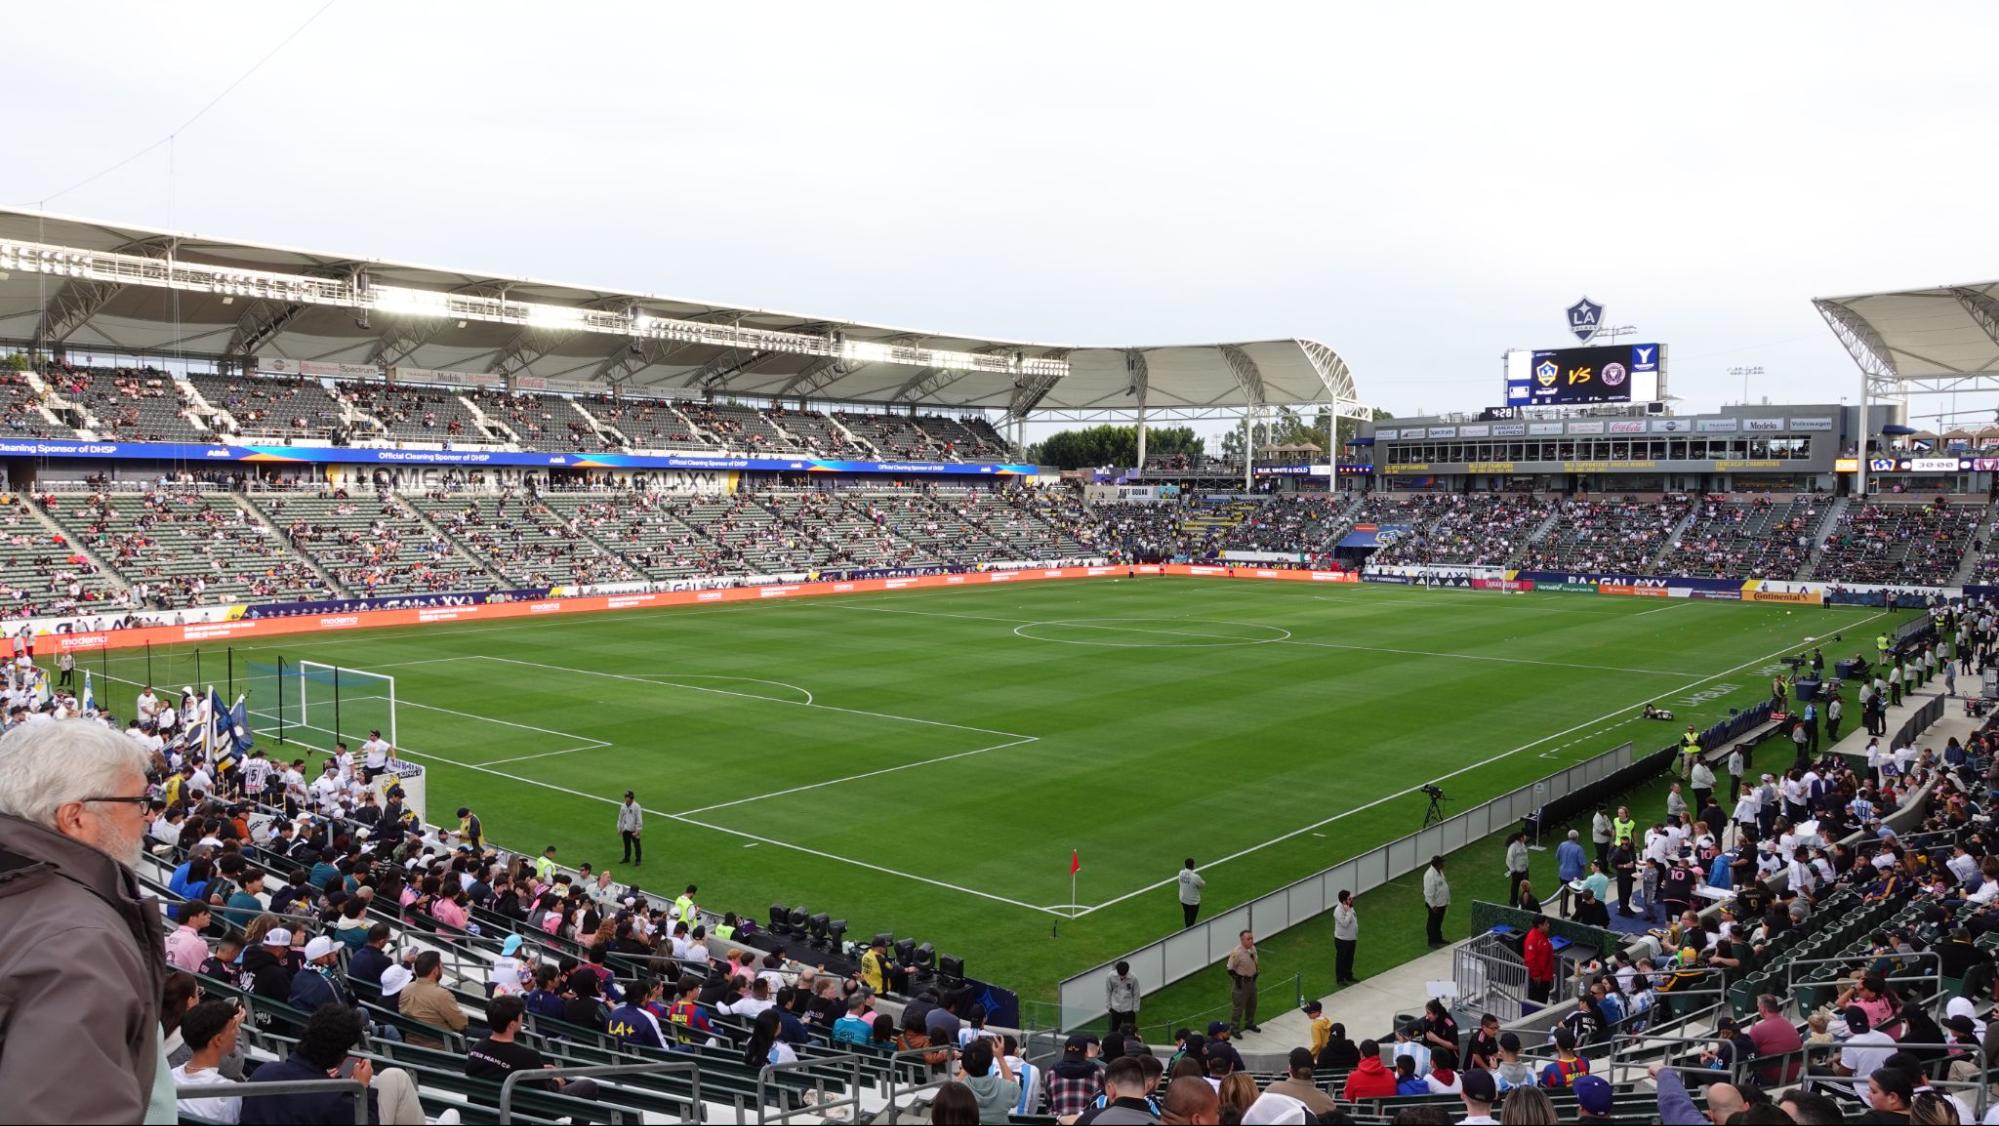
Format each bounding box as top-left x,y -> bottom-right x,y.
474,655 -> 1033,741
391,742 -> 1069,917
398,698 -> 611,748
1066,607 -> 1894,917
480,743 -> 622,766
826,602 -> 1701,678
1634,601 -> 1689,617
672,735 -> 1041,816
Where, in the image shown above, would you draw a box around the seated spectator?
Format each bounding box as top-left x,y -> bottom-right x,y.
241,1002 -> 426,1125
397,950 -> 468,1043
170,999 -> 248,1124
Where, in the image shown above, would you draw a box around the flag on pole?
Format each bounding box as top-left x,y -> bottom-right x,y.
81,670 -> 96,716
32,671 -> 52,711
1070,849 -> 1081,876
228,694 -> 254,754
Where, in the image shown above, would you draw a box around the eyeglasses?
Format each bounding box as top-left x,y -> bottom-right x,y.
78,795 -> 150,807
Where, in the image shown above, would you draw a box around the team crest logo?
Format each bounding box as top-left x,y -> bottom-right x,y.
1600,362 -> 1627,387
1567,297 -> 1603,343
1535,359 -> 1559,387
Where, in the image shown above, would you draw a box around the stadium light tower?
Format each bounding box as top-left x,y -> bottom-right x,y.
1728,366 -> 1763,406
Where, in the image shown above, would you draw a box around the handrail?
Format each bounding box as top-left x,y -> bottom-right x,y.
177,1078 -> 370,1125
879,1044 -> 963,1125
755,1048 -> 883,1125
497,1061 -> 701,1124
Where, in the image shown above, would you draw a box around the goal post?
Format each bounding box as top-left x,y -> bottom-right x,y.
296,660 -> 399,753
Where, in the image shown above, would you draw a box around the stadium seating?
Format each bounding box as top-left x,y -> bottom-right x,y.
1358,493 -> 1550,567
1656,494 -> 1823,581
0,493 -> 124,617
580,392 -> 714,450
247,491 -> 495,595
190,373 -> 348,440
42,490 -> 329,607
1519,494 -> 1694,574
537,491 -> 740,580
407,492 -> 641,588
44,364 -> 209,442
338,381 -> 492,444
764,405 -> 866,457
1813,497 -> 1980,586
681,401 -> 805,452
0,371 -> 69,436
467,388 -> 602,451
834,410 -> 943,459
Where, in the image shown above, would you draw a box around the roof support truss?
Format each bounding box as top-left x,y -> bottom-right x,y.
33,235 -> 177,347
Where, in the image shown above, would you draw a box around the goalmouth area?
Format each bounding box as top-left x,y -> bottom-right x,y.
58,570 -> 1910,1009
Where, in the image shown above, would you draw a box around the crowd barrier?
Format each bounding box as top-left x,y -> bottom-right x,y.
1052,740 -> 1638,1030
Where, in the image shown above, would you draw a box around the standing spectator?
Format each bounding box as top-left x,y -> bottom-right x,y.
1225,930 -> 1260,1033
1590,805 -> 1613,871
1332,889 -> 1359,985
56,650 -> 75,689
455,805 -> 482,850
1690,758 -> 1717,813
1827,695 -> 1845,740
1177,859 -> 1204,928
1423,855 -> 1450,946
1555,830 -> 1587,917
1504,832 -> 1531,907
1045,1035 -> 1106,1118
617,790 -> 643,865
242,1002 -> 427,1124
1522,916 -> 1555,1004
1105,961 -> 1139,1038
0,720 -> 169,1122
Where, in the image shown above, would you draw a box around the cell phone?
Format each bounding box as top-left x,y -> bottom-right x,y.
335,1057 -> 360,1079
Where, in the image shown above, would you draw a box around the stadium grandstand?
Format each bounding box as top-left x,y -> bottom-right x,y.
6,202 -> 1999,1126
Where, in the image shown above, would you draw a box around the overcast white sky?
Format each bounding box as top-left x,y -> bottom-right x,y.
6,2 -> 1997,432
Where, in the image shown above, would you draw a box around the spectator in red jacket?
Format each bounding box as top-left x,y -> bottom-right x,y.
1523,915 -> 1556,1004
1342,1040 -> 1398,1101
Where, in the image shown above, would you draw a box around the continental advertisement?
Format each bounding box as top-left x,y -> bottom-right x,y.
36,564 -> 1358,655
1743,588 -> 1824,605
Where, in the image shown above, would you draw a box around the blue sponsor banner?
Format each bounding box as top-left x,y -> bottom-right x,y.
817,564 -> 953,581
0,437 -> 1037,477
1513,570 -> 1745,594
240,587 -> 548,619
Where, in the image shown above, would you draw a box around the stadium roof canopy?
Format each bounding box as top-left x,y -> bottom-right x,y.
1815,280 -> 1999,389
0,208 -> 1364,419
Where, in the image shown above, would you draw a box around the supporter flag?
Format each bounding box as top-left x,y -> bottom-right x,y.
207,687 -> 235,768
81,671 -> 96,716
228,695 -> 254,754
32,671 -> 51,711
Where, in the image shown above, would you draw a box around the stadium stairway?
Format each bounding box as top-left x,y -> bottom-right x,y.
1508,503 -> 1564,565
236,492 -> 356,598
400,495 -> 518,589
1948,502 -> 1998,589
1796,494 -> 1850,580
22,491 -> 129,595
1646,505 -> 1704,571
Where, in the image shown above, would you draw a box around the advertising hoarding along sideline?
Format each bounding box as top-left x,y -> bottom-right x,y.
38,564 -> 1362,656
0,437 -> 1038,476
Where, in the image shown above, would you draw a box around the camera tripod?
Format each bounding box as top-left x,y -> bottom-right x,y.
1422,788 -> 1448,828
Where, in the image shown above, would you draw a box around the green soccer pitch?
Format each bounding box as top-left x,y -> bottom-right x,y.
74,577 -> 1908,1004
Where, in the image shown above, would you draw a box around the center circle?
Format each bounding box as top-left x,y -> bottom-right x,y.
1011,617 -> 1293,649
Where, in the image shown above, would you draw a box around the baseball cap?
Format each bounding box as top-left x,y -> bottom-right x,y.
501,934 -> 523,956
1573,1074 -> 1612,1116
1946,1014 -> 1977,1035
380,964 -> 414,996
263,927 -> 293,947
1207,1020 -> 1230,1036
1460,1068 -> 1497,1102
1062,1034 -> 1091,1054
303,935 -> 339,961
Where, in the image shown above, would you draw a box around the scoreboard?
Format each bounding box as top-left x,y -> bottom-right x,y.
1505,343 -> 1663,407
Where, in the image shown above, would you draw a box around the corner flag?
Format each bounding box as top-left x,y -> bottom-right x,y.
1070,850 -> 1081,876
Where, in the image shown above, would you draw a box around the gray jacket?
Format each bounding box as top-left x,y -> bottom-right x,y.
0,811 -> 168,1122
617,801 -> 643,833
1105,972 -> 1139,1013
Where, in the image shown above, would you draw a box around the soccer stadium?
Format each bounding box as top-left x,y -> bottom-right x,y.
1,8 -> 1996,1125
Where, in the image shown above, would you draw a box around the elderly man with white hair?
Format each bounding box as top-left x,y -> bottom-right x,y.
0,718 -> 173,1122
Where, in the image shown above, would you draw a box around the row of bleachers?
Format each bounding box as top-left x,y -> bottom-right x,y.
468,388 -> 601,451
0,372 -> 68,436
1367,493 -> 1552,567
683,401 -> 805,452
1,494 -> 123,617
1519,494 -> 1694,573
44,364 -> 209,442
188,373 -> 348,440
248,492 -> 494,596
537,492 -> 748,579
1658,494 -> 1824,581
43,491 -> 327,607
580,393 -> 713,449
406,492 -> 640,588
1815,497 -> 1980,586
337,381 -> 491,443
833,410 -> 941,459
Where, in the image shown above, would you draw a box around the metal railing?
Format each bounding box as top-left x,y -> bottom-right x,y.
1591,1033 -> 1991,1118
1455,936 -> 1530,1022
176,1079 -> 369,1125
1147,972 -> 1303,1045
1056,739 -> 1641,1029
497,1061 -> 701,1124
756,1047 -> 919,1125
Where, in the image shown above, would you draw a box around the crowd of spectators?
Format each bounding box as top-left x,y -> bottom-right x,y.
1520,494 -> 1695,574
1816,498 -> 1982,587
1661,495 -> 1823,581
1369,493 -> 1551,568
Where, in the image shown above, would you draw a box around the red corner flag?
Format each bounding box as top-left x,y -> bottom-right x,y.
1070,849 -> 1081,876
